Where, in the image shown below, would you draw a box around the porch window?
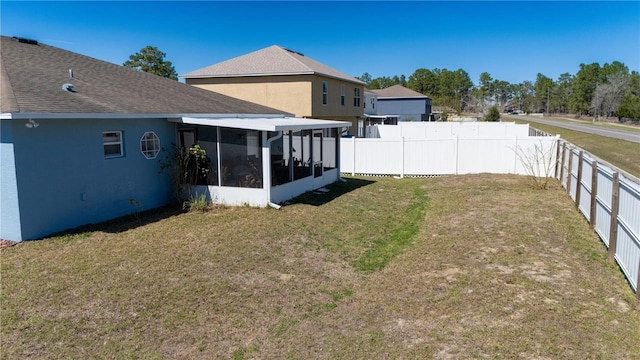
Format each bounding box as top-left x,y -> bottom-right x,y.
270,131 -> 292,186
323,128 -> 338,170
140,132 -> 160,159
292,130 -> 312,180
322,81 -> 328,105
220,128 -> 263,188
103,131 -> 123,158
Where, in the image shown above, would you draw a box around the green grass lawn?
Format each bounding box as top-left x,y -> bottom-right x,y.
2,175 -> 639,358
504,115 -> 640,178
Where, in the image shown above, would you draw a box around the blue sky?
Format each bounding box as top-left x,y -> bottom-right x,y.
2,1 -> 638,85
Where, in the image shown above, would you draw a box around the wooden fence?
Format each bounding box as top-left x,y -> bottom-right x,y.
557,140 -> 640,301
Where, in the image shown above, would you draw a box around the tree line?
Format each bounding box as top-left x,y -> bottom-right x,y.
357,61 -> 640,121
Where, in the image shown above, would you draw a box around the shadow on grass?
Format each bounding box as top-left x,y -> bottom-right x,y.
284,177 -> 376,207
42,205 -> 184,240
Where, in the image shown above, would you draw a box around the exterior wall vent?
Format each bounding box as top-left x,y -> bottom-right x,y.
12,37 -> 38,45
284,48 -> 304,56
62,83 -> 75,92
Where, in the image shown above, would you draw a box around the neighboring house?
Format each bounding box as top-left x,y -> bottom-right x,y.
358,89 -> 397,137
372,85 -> 433,122
181,45 -> 365,136
364,89 -> 378,116
0,36 -> 348,242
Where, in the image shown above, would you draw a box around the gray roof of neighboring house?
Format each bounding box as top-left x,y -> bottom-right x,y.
371,85 -> 431,99
0,36 -> 288,116
181,45 -> 365,85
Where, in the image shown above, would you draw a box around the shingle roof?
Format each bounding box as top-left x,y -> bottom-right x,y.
0,36 -> 287,115
181,45 -> 364,85
372,85 -> 431,99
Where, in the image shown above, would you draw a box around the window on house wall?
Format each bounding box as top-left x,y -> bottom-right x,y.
322,81 -> 328,105
340,84 -> 345,106
354,88 -> 361,107
140,132 -> 160,159
103,131 -> 123,158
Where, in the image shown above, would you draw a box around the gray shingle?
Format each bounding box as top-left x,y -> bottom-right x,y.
182,45 -> 364,85
0,36 -> 288,115
372,85 -> 431,99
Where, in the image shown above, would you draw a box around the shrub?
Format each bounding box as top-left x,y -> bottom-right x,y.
183,193 -> 209,212
484,106 -> 501,122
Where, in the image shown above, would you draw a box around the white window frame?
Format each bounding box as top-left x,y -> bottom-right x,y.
140,131 -> 160,159
354,88 -> 361,107
340,84 -> 345,106
103,131 -> 123,158
322,81 -> 328,105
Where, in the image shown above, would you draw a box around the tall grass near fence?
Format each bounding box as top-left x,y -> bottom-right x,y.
556,140 -> 640,301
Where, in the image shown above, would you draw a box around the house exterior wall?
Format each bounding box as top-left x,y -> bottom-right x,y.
1,121 -> 22,241
186,75 -> 363,136
4,117 -> 176,241
186,75 -> 313,118
364,92 -> 378,115
377,98 -> 432,122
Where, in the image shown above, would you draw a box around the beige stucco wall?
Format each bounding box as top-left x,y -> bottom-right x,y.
187,75 -> 312,117
186,74 -> 364,136
310,75 -> 363,119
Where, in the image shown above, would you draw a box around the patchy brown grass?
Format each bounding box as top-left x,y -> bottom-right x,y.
2,175 -> 639,358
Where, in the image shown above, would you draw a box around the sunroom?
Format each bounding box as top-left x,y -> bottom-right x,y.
170,116 -> 350,207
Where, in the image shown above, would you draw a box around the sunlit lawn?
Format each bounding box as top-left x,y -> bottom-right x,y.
2,175 -> 639,358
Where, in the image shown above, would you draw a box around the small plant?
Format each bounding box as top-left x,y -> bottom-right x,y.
183,193 -> 209,212
514,138 -> 558,190
159,144 -> 212,203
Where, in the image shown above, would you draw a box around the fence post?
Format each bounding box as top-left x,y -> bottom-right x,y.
566,147 -> 573,195
560,142 -> 567,185
351,137 -> 356,176
637,259 -> 640,310
608,172 -> 619,262
555,139 -> 562,179
454,136 -> 459,175
575,151 -> 584,211
513,137 -> 518,174
589,160 -> 598,231
400,137 -> 405,178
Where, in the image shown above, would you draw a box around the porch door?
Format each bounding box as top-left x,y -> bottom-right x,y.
313,130 -> 323,186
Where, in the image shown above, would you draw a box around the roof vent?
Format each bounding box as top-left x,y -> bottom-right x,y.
69,69 -> 73,79
62,83 -> 75,92
283,48 -> 304,56
12,37 -> 38,45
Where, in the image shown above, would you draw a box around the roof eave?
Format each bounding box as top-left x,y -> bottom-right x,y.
1,112 -> 295,120
181,71 -> 365,85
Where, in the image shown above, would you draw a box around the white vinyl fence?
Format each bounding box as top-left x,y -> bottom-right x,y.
340,134 -> 559,177
557,140 -> 640,296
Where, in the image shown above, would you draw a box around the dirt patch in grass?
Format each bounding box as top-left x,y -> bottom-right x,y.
2,174 -> 639,358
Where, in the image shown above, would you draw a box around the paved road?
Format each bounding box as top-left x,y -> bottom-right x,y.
507,115 -> 640,144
